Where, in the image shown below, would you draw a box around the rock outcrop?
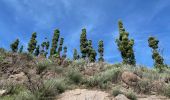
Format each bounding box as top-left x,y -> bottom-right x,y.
58,89 -> 113,100
121,71 -> 141,86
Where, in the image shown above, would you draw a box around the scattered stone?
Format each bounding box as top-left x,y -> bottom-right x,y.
0,89 -> 7,96
115,94 -> 129,100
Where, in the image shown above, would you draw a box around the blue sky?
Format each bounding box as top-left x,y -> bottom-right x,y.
0,0 -> 170,67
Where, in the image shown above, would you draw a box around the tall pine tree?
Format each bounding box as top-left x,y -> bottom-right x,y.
148,37 -> 166,71
28,32 -> 37,54
116,20 -> 136,65
19,45 -> 24,53
50,29 -> 60,56
87,40 -> 97,62
34,45 -> 40,56
62,46 -> 67,59
73,49 -> 78,60
41,39 -> 50,57
98,40 -> 104,62
80,28 -> 88,59
10,39 -> 19,52
58,37 -> 64,57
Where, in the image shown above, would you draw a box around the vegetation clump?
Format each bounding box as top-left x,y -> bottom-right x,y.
10,38 -> 19,52
116,20 -> 136,65
148,37 -> 166,71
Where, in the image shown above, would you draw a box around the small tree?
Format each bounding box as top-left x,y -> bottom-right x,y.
34,45 -> 40,56
148,36 -> 166,71
62,46 -> 67,59
58,37 -> 64,57
10,39 -> 19,52
41,39 -> 50,57
73,49 -> 78,60
19,45 -> 24,53
98,40 -> 104,62
80,28 -> 88,59
116,20 -> 136,65
50,29 -> 60,56
87,40 -> 97,62
28,32 -> 37,54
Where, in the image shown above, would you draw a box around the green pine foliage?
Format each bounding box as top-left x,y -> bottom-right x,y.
87,40 -> 97,62
80,28 -> 88,59
58,38 -> 64,57
19,45 -> 24,53
10,38 -> 19,52
27,32 -> 37,54
50,29 -> 60,56
116,20 -> 136,65
73,49 -> 78,60
62,46 -> 67,59
41,39 -> 50,57
148,37 -> 166,71
98,40 -> 104,62
34,45 -> 40,56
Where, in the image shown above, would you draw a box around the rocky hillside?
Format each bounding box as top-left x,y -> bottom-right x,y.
0,51 -> 170,100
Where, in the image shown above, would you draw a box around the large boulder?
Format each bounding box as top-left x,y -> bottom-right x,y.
121,71 -> 141,86
115,94 -> 129,100
58,89 -> 113,100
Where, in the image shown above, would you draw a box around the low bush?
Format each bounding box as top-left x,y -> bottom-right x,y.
67,68 -> 82,84
33,78 -> 66,100
125,91 -> 137,100
112,87 -> 122,96
137,79 -> 151,94
36,60 -> 51,74
164,84 -> 170,97
84,68 -> 121,89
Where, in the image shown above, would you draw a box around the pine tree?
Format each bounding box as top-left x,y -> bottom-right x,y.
19,45 -> 24,53
98,40 -> 104,62
28,32 -> 37,54
87,40 -> 97,62
41,42 -> 46,55
80,28 -> 88,59
41,39 -> 50,57
73,49 -> 78,60
148,37 -> 166,71
10,39 -> 19,52
34,45 -> 40,56
50,29 -> 60,56
116,20 -> 136,65
87,40 -> 92,58
62,46 -> 67,59
58,37 -> 64,57
45,41 -> 50,57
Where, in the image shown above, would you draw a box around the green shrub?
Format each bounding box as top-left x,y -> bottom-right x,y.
36,60 -> 51,74
85,76 -> 99,87
112,87 -> 122,96
137,79 -> 151,94
164,84 -> 170,97
33,79 -> 66,100
1,83 -> 34,100
85,68 -> 121,89
13,90 -> 36,100
125,91 -> 137,100
67,68 -> 82,84
0,55 -> 4,62
97,68 -> 121,84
